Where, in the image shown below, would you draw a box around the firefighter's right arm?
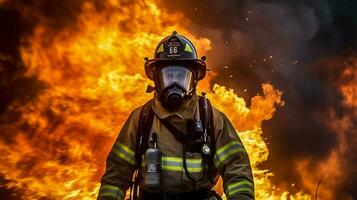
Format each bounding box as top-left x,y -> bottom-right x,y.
97,108 -> 141,200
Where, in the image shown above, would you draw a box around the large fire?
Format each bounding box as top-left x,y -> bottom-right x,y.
0,0 -> 314,199
293,57 -> 357,200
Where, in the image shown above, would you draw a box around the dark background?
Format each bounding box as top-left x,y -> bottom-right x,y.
157,0 -> 357,198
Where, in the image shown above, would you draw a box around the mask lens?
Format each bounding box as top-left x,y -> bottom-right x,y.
159,66 -> 193,91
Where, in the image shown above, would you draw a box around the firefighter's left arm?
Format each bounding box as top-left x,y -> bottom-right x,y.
214,111 -> 254,200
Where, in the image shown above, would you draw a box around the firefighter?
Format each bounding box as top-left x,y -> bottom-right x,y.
97,31 -> 254,200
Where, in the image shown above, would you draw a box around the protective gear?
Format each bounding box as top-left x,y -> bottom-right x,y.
145,31 -> 207,81
97,32 -> 254,200
145,32 -> 206,110
156,65 -> 195,111
97,96 -> 255,200
143,133 -> 161,188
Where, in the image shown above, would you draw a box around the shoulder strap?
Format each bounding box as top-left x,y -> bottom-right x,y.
207,98 -> 215,157
198,95 -> 216,184
132,100 -> 154,200
198,95 -> 215,156
135,99 -> 155,169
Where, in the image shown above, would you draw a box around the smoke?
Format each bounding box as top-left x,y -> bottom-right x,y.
157,0 -> 357,198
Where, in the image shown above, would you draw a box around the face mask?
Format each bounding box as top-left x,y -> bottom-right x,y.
156,66 -> 195,111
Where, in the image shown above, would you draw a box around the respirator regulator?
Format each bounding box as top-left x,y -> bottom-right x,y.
155,65 -> 196,110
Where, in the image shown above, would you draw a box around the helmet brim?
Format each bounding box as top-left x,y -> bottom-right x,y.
145,59 -> 206,81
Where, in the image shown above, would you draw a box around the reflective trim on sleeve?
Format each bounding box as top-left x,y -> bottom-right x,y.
161,156 -> 203,173
226,180 -> 254,197
214,140 -> 245,168
98,184 -> 124,200
113,142 -> 135,165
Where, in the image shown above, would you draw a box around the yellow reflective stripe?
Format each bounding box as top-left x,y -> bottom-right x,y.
113,148 -> 135,165
229,188 -> 253,196
162,156 -> 182,171
99,193 -> 123,200
163,156 -> 182,163
161,156 -> 202,172
215,148 -> 245,166
216,141 -> 242,156
140,156 -> 203,172
185,167 -> 202,172
99,184 -> 124,200
116,142 -> 135,156
186,158 -> 202,164
162,165 -> 182,171
214,141 -> 245,167
99,192 -> 116,198
162,157 -> 202,164
101,184 -> 120,191
185,158 -> 202,172
113,142 -> 135,165
162,165 -> 201,173
228,180 -> 253,190
226,180 -> 253,197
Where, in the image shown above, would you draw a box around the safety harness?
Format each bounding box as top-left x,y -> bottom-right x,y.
130,95 -> 216,199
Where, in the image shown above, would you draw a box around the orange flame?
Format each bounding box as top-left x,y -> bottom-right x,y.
294,57 -> 357,200
340,65 -> 357,108
0,0 -> 312,199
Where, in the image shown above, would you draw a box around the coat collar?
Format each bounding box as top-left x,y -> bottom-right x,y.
151,95 -> 198,120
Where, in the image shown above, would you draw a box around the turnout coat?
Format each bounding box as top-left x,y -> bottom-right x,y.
97,95 -> 254,200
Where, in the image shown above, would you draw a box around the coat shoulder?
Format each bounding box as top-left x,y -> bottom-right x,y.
128,99 -> 154,122
210,104 -> 229,130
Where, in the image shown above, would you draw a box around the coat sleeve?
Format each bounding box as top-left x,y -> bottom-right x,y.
213,111 -> 254,200
97,107 -> 141,200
